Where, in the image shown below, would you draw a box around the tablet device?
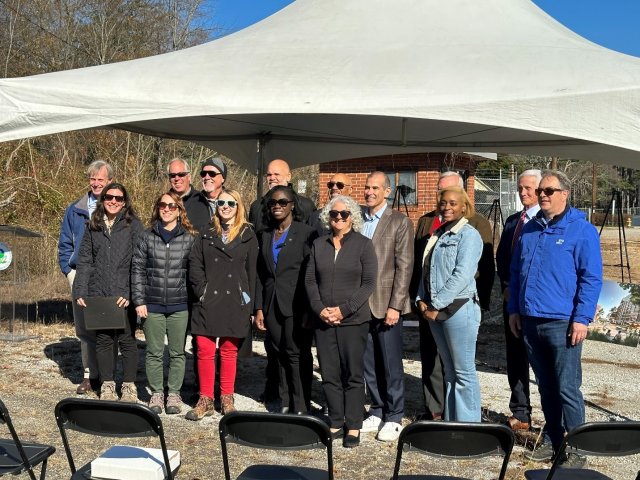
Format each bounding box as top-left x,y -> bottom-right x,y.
83,296 -> 127,330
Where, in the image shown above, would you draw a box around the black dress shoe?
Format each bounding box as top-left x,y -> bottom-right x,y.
330,427 -> 343,440
343,431 -> 360,448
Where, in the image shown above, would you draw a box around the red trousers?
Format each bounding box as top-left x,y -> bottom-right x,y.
195,336 -> 240,398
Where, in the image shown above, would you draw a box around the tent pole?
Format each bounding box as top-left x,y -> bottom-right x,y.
256,134 -> 269,199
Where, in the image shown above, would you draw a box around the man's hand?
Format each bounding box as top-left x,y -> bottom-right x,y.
502,287 -> 510,302
509,313 -> 521,338
76,297 -> 87,308
384,308 -> 400,326
254,310 -> 266,331
136,305 -> 148,319
569,322 -> 588,346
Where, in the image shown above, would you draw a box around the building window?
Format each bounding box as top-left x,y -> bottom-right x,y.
385,170 -> 417,206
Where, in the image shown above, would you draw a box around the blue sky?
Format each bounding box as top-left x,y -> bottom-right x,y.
211,0 -> 640,57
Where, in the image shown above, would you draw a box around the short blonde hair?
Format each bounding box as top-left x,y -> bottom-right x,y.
437,186 -> 475,219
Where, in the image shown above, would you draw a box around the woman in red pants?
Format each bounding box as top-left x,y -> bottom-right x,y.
186,188 -> 258,420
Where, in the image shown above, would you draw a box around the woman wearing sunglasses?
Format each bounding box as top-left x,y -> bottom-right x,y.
255,186 -> 317,414
186,188 -> 258,420
74,183 -> 144,401
305,195 -> 377,448
131,192 -> 197,414
415,186 -> 483,421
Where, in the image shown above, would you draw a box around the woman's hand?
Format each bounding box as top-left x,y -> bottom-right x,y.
116,297 -> 130,308
76,298 -> 87,307
254,310 -> 266,331
136,305 -> 148,319
320,307 -> 341,325
418,301 -> 438,321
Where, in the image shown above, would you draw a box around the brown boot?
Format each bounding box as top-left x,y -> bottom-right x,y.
220,394 -> 236,415
185,395 -> 214,421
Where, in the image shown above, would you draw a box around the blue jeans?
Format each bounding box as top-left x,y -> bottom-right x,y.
429,301 -> 481,421
522,317 -> 584,450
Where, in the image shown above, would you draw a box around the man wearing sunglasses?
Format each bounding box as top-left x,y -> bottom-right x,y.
410,171 -> 494,422
360,171 -> 414,442
248,158 -> 315,233
508,170 -> 602,469
309,173 -> 354,235
495,169 -> 541,433
58,160 -> 113,395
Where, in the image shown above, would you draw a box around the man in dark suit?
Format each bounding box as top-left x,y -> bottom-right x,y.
410,171 -> 495,420
495,169 -> 541,431
360,171 -> 414,442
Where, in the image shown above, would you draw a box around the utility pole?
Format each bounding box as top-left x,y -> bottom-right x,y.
550,156 -> 558,169
592,163 -> 597,220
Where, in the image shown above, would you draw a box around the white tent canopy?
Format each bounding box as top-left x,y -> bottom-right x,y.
1,0 -> 640,171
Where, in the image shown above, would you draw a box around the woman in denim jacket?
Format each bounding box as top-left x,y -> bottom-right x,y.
416,186 -> 483,421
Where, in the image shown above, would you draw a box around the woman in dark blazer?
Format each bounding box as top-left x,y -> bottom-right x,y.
186,188 -> 258,420
74,182 -> 143,402
305,195 -> 377,448
255,186 -> 316,414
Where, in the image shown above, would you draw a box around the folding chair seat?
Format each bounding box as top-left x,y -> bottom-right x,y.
219,411 -> 334,480
391,420 -> 515,480
524,421 -> 640,480
0,398 -> 55,480
54,397 -> 179,480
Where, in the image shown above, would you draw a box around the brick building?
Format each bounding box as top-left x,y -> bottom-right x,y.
318,152 -> 491,227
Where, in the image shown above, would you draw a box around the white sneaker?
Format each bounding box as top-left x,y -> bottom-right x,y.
361,415 -> 382,433
377,421 -> 402,442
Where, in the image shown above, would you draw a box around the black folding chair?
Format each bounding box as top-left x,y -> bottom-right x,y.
54,397 -> 179,479
392,421 -> 515,480
524,421 -> 640,480
0,399 -> 55,480
219,411 -> 334,480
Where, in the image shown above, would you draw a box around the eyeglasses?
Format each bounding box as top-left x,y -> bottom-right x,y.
535,187 -> 564,197
103,194 -> 124,202
158,202 -> 178,211
267,199 -> 293,208
168,172 -> 189,179
200,170 -> 222,178
216,199 -> 237,208
327,181 -> 350,190
329,210 -> 351,220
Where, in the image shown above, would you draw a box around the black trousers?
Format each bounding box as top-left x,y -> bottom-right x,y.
315,321 -> 368,430
265,300 -> 313,412
96,310 -> 138,383
419,316 -> 445,417
502,301 -> 531,422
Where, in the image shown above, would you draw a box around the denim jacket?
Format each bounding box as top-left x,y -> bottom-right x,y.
417,219 -> 483,311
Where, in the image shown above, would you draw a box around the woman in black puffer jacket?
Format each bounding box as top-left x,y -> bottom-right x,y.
131,191 -> 197,414
74,182 -> 143,402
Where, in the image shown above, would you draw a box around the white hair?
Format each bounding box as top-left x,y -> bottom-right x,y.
166,158 -> 190,173
518,169 -> 542,184
320,195 -> 364,232
439,171 -> 464,188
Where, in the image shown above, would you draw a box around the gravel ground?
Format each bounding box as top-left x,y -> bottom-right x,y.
1,319 -> 639,480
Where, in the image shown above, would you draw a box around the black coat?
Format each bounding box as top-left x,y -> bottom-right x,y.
256,222 -> 316,318
73,215 -> 144,300
189,226 -> 258,338
131,222 -> 195,307
183,189 -> 213,233
305,230 -> 377,326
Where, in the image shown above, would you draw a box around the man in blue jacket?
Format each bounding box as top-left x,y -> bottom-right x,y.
495,169 -> 541,431
508,170 -> 602,469
58,160 -> 113,395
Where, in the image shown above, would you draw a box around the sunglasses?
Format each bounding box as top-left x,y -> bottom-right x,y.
327,181 -> 350,190
168,172 -> 189,179
216,199 -> 237,208
103,194 -> 125,202
329,210 -> 351,220
158,202 -> 178,211
535,187 -> 564,197
200,170 -> 222,178
267,199 -> 293,208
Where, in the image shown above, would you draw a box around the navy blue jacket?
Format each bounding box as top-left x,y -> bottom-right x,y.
58,193 -> 91,276
495,211 -> 520,292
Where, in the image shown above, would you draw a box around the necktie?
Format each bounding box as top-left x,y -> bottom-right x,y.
511,210 -> 527,252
